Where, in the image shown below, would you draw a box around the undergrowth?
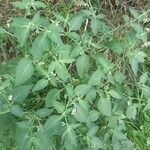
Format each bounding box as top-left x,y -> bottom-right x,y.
0,0 -> 150,150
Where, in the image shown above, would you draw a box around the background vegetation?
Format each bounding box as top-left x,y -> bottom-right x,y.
0,0 -> 150,149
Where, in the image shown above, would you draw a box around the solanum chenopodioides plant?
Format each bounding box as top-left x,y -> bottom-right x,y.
1,0 -> 149,149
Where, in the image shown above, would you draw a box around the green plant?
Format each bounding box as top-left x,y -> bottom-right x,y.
0,0 -> 150,149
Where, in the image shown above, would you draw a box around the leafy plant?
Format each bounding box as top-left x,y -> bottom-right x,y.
0,0 -> 150,149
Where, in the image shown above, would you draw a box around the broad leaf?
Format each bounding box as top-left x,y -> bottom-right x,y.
91,18 -> 101,34
75,84 -> 91,97
88,69 -> 104,85
55,63 -> 69,82
88,110 -> 99,122
15,58 -> 34,86
10,105 -> 23,117
109,90 -> 122,99
98,98 -> 112,117
34,128 -> 52,150
32,79 -> 49,92
68,12 -> 84,31
91,137 -> 103,149
62,128 -> 77,150
11,17 -> 31,47
52,100 -> 65,114
85,88 -> 97,103
15,121 -> 31,150
36,108 -> 52,118
126,104 -> 137,119
13,84 -> 33,103
47,23 -> 63,44
30,32 -> 51,60
43,115 -> 63,133
106,39 -> 124,55
76,54 -> 90,79
45,89 -> 60,107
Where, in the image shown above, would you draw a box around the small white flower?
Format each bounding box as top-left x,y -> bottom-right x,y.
142,42 -> 150,47
127,101 -> 131,105
8,95 -> 13,101
71,107 -> 77,115
39,61 -> 45,65
61,121 -> 66,127
35,29 -> 40,34
145,28 -> 150,32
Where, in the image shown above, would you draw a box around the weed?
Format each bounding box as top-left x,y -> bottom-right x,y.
0,0 -> 150,149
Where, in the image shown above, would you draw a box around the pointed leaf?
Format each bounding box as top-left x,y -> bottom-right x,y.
76,54 -> 90,79
15,58 -> 34,86
68,13 -> 84,31
126,104 -> 137,119
13,84 -> 33,103
32,79 -> 48,92
109,90 -> 122,99
30,32 -> 51,60
98,98 -> 112,117
45,89 -> 60,107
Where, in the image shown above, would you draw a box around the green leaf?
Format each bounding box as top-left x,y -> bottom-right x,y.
98,98 -> 112,117
52,100 -> 65,114
131,23 -> 147,42
139,72 -> 148,84
45,89 -> 60,107
34,128 -> 52,150
13,84 -> 33,103
129,50 -> 146,76
36,108 -> 52,118
11,17 -> 31,47
126,104 -> 137,119
62,128 -> 77,150
88,110 -> 99,122
32,13 -> 50,28
53,12 -> 65,22
107,71 -> 115,85
109,90 -> 122,99
85,88 -> 97,103
91,18 -> 101,34
15,121 -> 31,150
88,69 -> 104,85
91,137 -> 103,150
114,71 -> 126,84
95,54 -> 112,69
72,104 -> 88,123
141,85 -> 150,98
87,126 -> 98,137
76,54 -> 90,79
68,13 -> 84,31
129,57 -> 138,76
0,27 -> 6,34
75,84 -> 91,97
143,99 -> 150,112
70,45 -> 82,59
30,32 -> 51,60
43,115 -> 63,133
129,7 -> 140,19
32,79 -> 48,92
47,23 -> 63,44
66,84 -> 74,100
13,0 -> 29,10
32,1 -> 46,9
15,58 -> 34,86
13,0 -> 46,10
55,63 -> 69,82
106,39 -> 124,55
10,105 -> 23,117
